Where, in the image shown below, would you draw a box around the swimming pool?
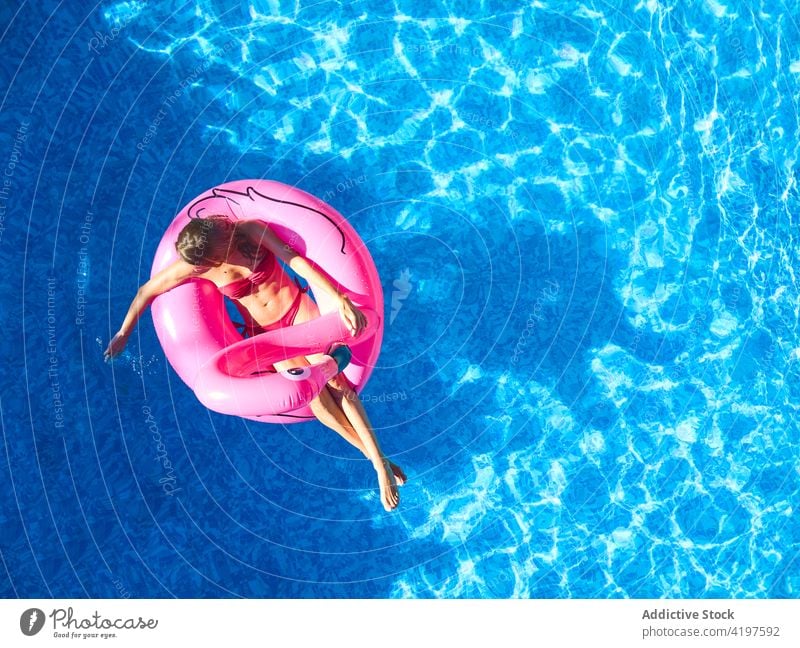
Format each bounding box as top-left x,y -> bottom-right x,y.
1,0 -> 799,598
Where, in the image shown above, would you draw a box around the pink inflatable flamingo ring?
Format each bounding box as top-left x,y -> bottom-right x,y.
147,179 -> 384,424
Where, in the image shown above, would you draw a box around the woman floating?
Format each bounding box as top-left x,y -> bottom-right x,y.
104,215 -> 404,511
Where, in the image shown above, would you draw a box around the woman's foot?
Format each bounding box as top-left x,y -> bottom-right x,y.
376,460 -> 400,511
387,461 -> 407,486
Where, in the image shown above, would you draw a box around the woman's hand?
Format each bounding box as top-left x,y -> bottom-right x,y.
338,295 -> 366,337
104,331 -> 130,362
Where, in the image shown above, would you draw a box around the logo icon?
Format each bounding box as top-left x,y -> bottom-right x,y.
390,269 -> 412,325
20,608 -> 45,636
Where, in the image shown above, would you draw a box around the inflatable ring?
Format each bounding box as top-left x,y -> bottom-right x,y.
149,179 -> 384,424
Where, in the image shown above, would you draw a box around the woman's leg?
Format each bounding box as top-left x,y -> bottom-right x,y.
324,373 -> 406,485
270,291 -> 403,510
273,353 -> 400,511
313,381 -> 406,485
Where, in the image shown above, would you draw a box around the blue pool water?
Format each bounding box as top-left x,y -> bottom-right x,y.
1,0 -> 799,598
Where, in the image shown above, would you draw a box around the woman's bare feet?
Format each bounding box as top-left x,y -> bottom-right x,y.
376,460 -> 400,511
387,461 -> 407,486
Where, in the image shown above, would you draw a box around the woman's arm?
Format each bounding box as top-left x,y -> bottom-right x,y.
241,220 -> 367,336
104,259 -> 203,361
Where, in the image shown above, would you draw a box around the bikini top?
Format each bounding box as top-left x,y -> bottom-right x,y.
218,250 -> 278,299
